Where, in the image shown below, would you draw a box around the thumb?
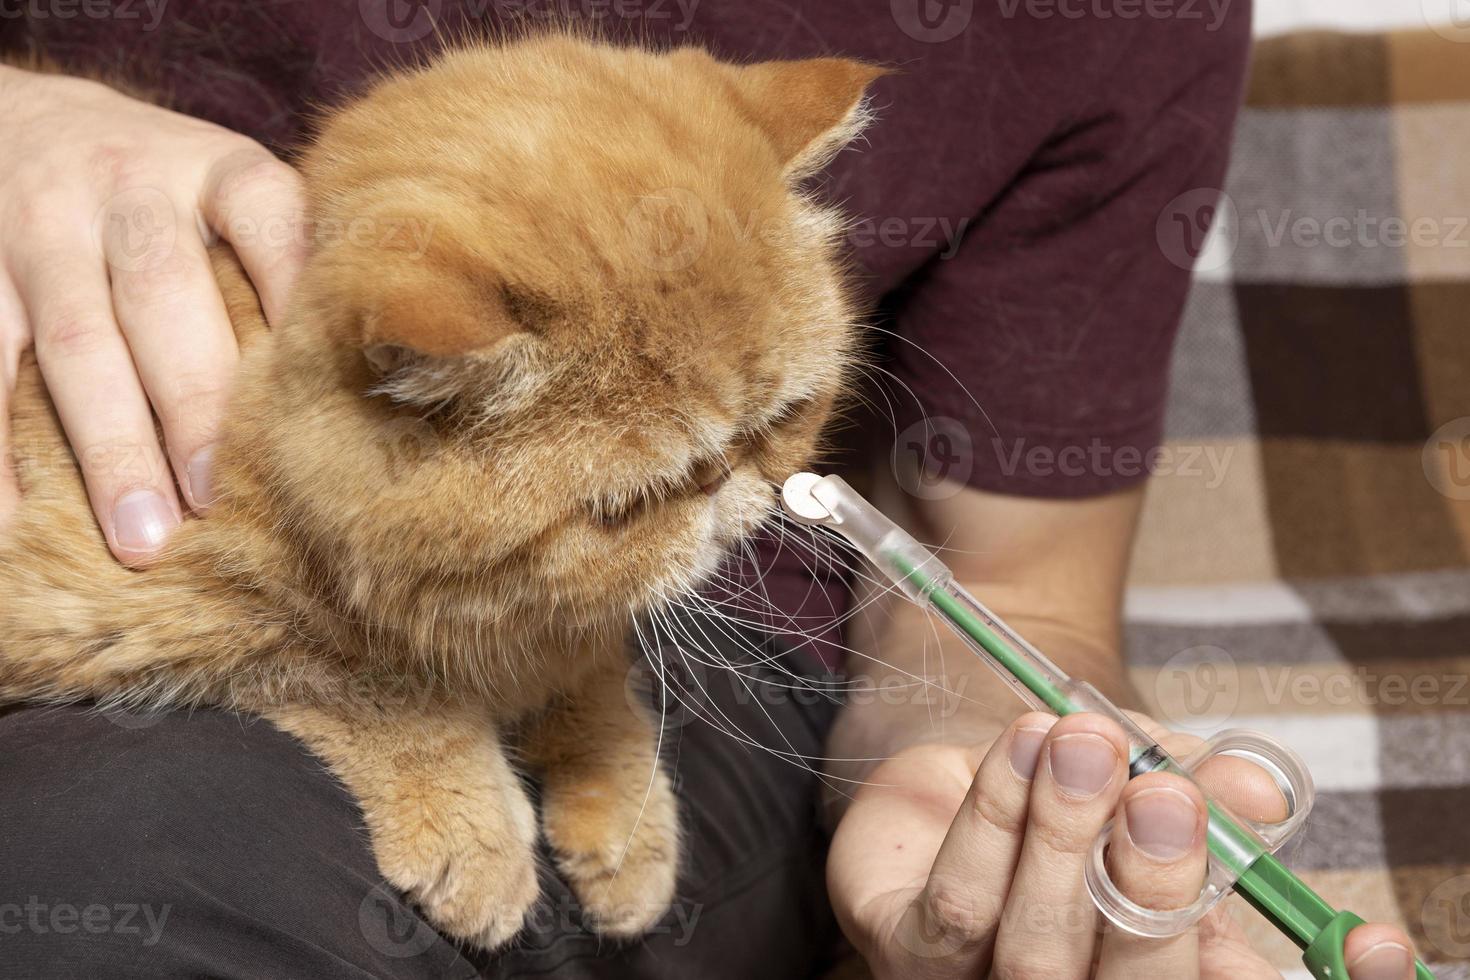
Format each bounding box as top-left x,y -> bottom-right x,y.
1344,923 -> 1417,980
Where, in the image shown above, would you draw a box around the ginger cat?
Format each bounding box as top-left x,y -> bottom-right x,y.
0,35 -> 878,949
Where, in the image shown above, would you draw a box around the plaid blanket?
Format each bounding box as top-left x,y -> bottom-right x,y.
1126,29 -> 1470,978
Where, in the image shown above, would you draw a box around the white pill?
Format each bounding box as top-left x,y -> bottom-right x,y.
781,472 -> 831,523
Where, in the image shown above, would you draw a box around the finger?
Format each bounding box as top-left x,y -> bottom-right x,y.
18,242 -> 182,564
0,274 -> 24,523
1094,772 -> 1207,980
201,148 -> 307,325
991,713 -> 1130,979
103,194 -> 238,512
1345,923 -> 1417,980
1143,716 -> 1290,825
897,712 -> 1058,974
1192,754 -> 1289,824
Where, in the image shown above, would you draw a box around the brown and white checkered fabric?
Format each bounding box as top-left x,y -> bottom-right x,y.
1127,29 -> 1470,978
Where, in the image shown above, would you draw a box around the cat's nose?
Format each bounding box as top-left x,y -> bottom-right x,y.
700,472 -> 729,496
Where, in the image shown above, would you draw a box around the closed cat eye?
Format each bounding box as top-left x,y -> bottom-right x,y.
588,451 -> 735,528
591,496 -> 646,528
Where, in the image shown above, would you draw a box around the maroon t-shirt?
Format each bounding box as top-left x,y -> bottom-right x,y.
1,2 -> 1251,666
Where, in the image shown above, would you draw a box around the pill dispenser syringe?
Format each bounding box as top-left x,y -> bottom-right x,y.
780,473 -> 1433,980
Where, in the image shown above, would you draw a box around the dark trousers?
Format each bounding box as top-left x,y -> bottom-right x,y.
0,622 -> 840,979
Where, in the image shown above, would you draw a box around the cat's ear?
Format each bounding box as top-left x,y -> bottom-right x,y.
730,57 -> 888,178
357,268 -> 522,360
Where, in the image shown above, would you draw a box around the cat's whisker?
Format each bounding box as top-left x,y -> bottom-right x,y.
606,615 -> 676,890
669,510 -> 987,715
673,610 -> 849,800
654,521 -> 986,760
648,607 -> 765,741
674,591 -> 978,711
857,323 -> 998,438
663,596 -> 855,699
637,609 -> 889,780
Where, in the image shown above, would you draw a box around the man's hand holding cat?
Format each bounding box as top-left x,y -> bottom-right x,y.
0,64 -> 306,562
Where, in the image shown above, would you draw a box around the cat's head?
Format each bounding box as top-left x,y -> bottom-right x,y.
243,35 -> 880,635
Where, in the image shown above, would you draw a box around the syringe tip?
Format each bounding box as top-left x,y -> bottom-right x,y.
781,472 -> 832,524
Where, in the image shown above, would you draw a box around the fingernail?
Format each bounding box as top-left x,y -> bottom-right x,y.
1348,942 -> 1412,980
187,445 -> 216,509
1124,787 -> 1200,861
113,489 -> 178,554
1008,726 -> 1049,781
1047,733 -> 1117,799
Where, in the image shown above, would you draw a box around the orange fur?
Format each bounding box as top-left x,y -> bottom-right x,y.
0,33 -> 877,948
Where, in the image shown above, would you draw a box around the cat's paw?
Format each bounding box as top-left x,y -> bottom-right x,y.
370,790 -> 541,950
543,767 -> 680,938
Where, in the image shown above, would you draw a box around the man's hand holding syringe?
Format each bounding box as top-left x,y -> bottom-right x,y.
801,472 -> 1432,980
